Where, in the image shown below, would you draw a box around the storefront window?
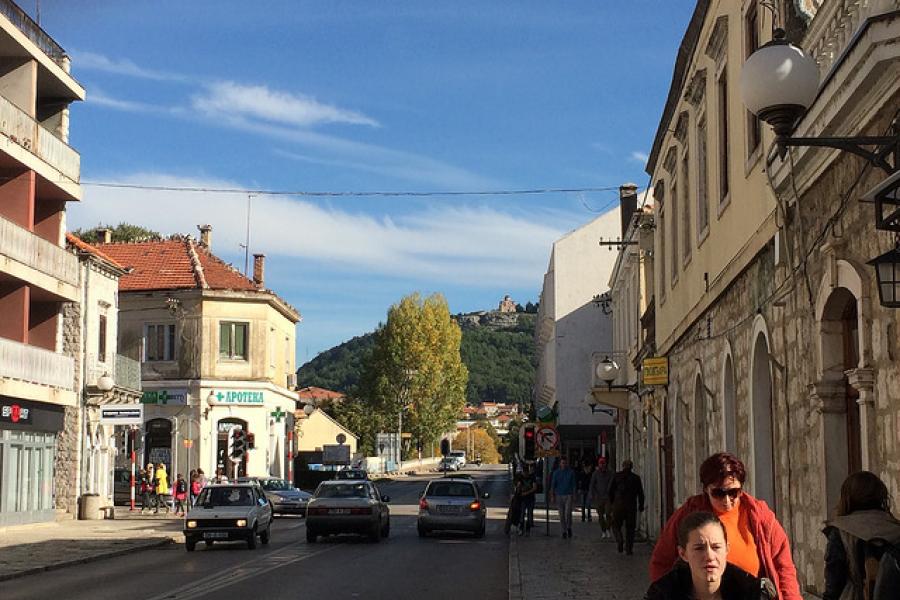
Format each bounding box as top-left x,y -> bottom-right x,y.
0,430 -> 57,525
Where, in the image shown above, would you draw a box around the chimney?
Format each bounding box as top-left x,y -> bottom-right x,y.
619,183 -> 639,238
96,228 -> 112,244
253,253 -> 265,287
198,224 -> 212,248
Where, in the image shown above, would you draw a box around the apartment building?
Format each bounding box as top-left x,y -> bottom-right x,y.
0,1 -> 84,526
534,208 -> 619,463
100,227 -> 302,481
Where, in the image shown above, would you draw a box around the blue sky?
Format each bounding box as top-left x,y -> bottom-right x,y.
40,2 -> 691,365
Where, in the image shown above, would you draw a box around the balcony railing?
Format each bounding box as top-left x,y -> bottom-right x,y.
0,336 -> 73,390
0,213 -> 79,287
85,353 -> 141,392
0,0 -> 66,64
0,94 -> 80,182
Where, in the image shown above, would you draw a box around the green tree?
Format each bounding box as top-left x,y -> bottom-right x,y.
72,222 -> 162,243
356,293 -> 468,457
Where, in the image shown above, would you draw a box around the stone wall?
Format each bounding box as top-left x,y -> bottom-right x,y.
55,300 -> 82,516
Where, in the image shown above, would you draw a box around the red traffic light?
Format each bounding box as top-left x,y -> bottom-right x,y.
524,427 -> 535,440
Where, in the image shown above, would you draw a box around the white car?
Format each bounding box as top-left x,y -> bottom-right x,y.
184,484 -> 274,551
449,451 -> 466,469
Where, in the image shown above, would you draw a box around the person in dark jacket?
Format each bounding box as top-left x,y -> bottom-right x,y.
645,511 -> 773,600
577,462 -> 594,522
590,456 -> 614,538
822,471 -> 900,600
608,459 -> 644,554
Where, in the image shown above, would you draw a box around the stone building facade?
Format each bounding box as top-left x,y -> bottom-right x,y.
612,1 -> 900,596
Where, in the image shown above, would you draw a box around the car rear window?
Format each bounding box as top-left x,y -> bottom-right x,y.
261,479 -> 291,491
316,483 -> 369,498
427,482 -> 476,498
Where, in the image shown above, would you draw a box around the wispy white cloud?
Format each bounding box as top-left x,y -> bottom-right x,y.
70,173 -> 590,287
630,151 -> 649,165
192,81 -> 379,128
71,50 -> 188,82
88,89 -> 184,115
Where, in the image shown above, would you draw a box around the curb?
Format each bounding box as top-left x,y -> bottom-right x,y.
509,531 -> 523,600
0,536 -> 177,582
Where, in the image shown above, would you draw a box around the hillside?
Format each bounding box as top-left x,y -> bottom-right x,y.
297,311 -> 536,405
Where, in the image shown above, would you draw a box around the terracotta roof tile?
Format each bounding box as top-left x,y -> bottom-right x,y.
98,238 -> 259,292
297,386 -> 345,401
66,233 -> 126,270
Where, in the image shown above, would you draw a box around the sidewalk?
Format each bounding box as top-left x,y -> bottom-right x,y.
509,510 -> 652,600
0,508 -> 183,582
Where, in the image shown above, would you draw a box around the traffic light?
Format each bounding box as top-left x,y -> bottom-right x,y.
522,424 -> 536,461
440,438 -> 451,457
230,428 -> 247,460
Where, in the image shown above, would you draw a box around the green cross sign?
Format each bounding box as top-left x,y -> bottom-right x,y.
216,392 -> 225,402
270,406 -> 286,422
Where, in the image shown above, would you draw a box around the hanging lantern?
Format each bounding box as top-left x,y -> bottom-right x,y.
868,246 -> 900,308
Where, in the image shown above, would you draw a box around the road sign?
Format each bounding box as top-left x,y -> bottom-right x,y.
323,444 -> 351,465
99,404 -> 143,425
536,426 -> 559,451
536,448 -> 560,458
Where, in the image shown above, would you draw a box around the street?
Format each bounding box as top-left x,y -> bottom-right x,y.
5,467 -> 510,600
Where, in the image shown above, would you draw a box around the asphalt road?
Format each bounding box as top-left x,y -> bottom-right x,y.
8,465 -> 511,600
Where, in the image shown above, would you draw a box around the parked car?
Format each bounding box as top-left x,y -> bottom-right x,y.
305,480 -> 390,543
418,477 -> 489,538
438,457 -> 460,472
448,450 -> 467,468
183,484 -> 273,551
333,469 -> 369,481
113,467 -> 139,505
237,477 -> 311,517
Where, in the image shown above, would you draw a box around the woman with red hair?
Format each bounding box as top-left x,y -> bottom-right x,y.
649,452 -> 801,600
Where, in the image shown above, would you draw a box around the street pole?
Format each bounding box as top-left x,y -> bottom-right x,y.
397,409 -> 402,471
287,429 -> 293,486
129,426 -> 136,511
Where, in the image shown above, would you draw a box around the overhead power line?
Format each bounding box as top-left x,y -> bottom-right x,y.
80,181 -> 635,198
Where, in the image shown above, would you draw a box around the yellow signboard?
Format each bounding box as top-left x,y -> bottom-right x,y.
642,357 -> 669,386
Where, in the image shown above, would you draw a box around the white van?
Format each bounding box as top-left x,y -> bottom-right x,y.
448,450 -> 466,469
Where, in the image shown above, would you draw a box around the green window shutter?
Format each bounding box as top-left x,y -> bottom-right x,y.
236,324 -> 247,359
220,322 -> 232,358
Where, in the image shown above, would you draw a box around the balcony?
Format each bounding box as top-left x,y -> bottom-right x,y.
0,336 -> 73,390
116,354 -> 141,392
0,93 -> 80,183
0,213 -> 79,287
0,0 -> 66,65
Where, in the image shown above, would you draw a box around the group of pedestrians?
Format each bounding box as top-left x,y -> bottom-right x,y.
512,450 -> 900,599
643,452 -> 900,600
138,464 -> 207,516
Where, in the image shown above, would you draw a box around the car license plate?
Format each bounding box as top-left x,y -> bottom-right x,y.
203,532 -> 228,539
438,505 -> 460,514
329,508 -> 350,515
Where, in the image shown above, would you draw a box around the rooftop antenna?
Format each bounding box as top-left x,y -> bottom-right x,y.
240,194 -> 253,276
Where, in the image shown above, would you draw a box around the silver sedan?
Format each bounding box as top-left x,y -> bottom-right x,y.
305,480 -> 390,543
417,478 -> 488,537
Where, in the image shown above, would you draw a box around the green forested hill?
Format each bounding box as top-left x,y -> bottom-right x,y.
297,312 -> 536,405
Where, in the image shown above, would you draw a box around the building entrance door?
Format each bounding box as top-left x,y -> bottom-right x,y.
216,419 -> 248,479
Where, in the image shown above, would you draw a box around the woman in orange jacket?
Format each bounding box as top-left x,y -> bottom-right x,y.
649,453 -> 801,600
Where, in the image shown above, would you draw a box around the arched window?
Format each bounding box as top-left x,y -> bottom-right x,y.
750,330 -> 775,508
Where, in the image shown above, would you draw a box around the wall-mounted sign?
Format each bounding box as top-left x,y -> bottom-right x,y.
642,357 -> 669,386
213,390 -> 265,405
323,444 -> 351,465
100,404 -> 144,425
1,402 -> 31,424
141,389 -> 188,405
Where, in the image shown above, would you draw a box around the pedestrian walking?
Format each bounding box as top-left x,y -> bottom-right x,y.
187,469 -> 197,505
213,467 -> 228,484
518,463 -> 538,535
190,472 -> 203,506
549,456 -> 576,539
590,456 -> 614,538
577,462 -> 594,522
172,473 -> 187,516
505,473 -> 523,535
649,452 -> 802,600
644,511 -> 775,599
822,471 -> 900,600
154,463 -> 170,514
139,466 -> 154,512
608,459 -> 644,555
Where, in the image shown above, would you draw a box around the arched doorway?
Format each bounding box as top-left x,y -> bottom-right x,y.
750,330 -> 775,508
144,418 -> 172,474
819,287 -> 862,513
216,418 -> 249,479
694,373 -> 708,472
721,352 -> 737,454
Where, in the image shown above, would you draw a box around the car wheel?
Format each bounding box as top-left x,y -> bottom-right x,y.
306,529 -> 317,543
476,522 -> 486,538
369,522 -> 381,543
205,540 -> 214,548
260,524 -> 271,545
185,539 -> 196,552
417,525 -> 428,538
381,519 -> 390,538
247,527 -> 258,549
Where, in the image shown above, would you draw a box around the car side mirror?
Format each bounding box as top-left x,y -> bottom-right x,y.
381,495 -> 390,503
482,492 -> 490,499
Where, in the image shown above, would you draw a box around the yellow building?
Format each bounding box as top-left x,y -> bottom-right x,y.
101,227 -> 301,481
